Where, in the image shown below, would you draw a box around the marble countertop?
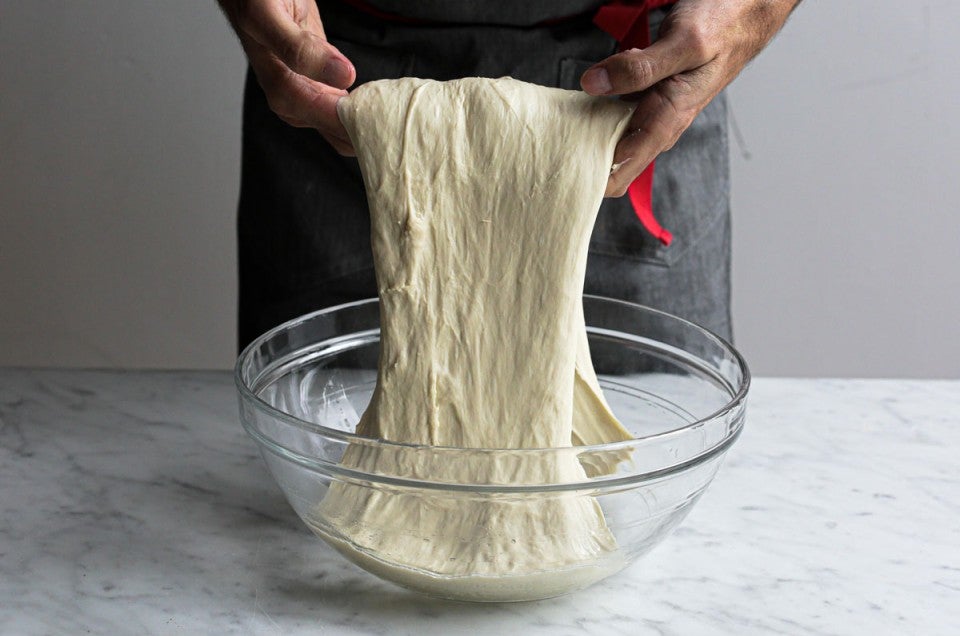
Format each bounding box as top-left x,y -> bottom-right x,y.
0,369 -> 957,635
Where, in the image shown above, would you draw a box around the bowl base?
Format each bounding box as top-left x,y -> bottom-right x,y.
312,525 -> 627,603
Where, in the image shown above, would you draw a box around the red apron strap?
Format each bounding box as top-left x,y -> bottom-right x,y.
593,0 -> 674,247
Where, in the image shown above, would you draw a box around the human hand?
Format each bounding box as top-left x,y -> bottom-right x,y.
218,0 -> 356,155
581,0 -> 799,196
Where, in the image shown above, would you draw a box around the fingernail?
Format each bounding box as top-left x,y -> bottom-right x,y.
324,57 -> 354,88
581,68 -> 612,94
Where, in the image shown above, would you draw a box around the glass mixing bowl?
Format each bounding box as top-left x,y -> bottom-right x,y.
235,296 -> 749,602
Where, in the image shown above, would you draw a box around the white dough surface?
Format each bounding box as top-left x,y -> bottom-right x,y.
314,78 -> 635,600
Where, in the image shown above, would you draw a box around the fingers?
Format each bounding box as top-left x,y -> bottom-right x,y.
587,1 -> 792,195
605,78 -> 698,197
581,26 -> 712,96
246,39 -> 355,155
236,0 -> 355,89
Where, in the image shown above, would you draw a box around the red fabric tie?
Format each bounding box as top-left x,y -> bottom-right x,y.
593,0 -> 674,246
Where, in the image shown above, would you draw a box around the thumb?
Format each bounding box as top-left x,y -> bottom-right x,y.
581,30 -> 708,96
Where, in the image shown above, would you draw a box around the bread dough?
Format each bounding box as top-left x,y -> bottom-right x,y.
312,77 -> 635,600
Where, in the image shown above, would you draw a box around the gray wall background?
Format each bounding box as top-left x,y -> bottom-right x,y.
2,1 -> 958,378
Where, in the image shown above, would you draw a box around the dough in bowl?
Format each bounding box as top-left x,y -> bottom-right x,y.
314,77 -> 635,600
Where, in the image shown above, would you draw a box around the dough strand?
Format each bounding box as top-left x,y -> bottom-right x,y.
313,77 -> 635,599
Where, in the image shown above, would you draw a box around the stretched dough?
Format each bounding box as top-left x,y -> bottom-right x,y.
314,77 -> 635,599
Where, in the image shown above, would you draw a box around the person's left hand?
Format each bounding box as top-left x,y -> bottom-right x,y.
581,0 -> 800,197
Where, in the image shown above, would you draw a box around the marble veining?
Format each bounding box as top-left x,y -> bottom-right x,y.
0,369 -> 957,635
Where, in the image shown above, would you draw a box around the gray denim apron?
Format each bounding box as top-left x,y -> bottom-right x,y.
237,0 -> 731,350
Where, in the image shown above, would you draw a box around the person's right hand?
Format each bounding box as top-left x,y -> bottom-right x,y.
218,0 -> 356,155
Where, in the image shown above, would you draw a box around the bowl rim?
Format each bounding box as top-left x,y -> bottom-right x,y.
235,295 -> 750,485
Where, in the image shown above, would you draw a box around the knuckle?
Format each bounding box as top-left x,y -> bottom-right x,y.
622,53 -> 657,86
627,86 -> 701,157
684,24 -> 713,61
265,90 -> 292,118
661,131 -> 681,152
275,109 -> 308,128
606,175 -> 632,197
327,136 -> 354,156
278,35 -> 310,72
664,111 -> 695,151
283,33 -> 331,77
